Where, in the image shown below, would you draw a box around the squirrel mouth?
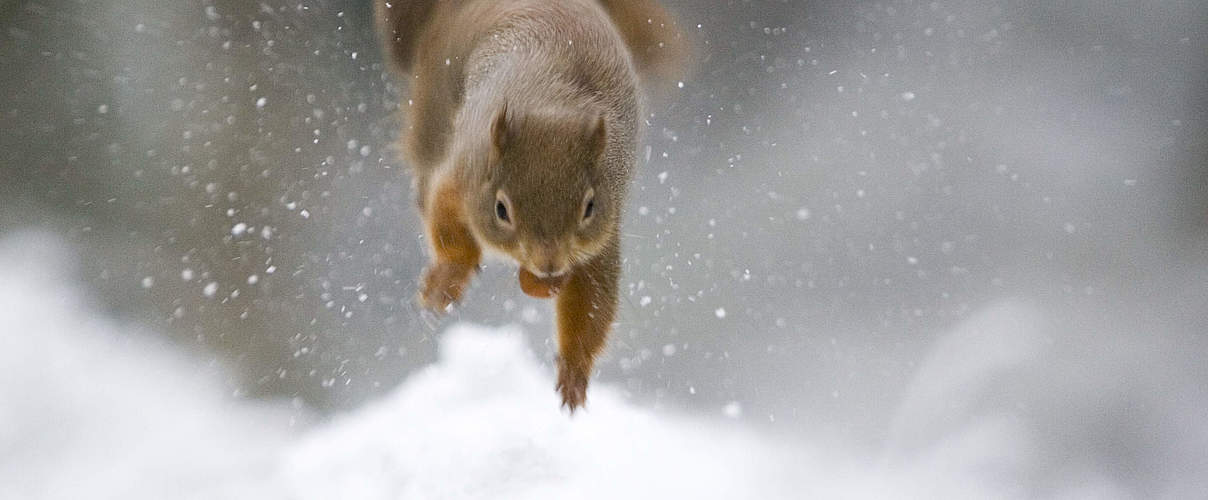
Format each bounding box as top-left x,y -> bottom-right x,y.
518,268 -> 569,298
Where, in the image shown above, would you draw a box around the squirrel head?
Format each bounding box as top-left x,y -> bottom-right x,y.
466,102 -> 614,279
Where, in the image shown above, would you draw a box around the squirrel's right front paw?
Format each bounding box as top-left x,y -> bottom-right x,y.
418,262 -> 473,313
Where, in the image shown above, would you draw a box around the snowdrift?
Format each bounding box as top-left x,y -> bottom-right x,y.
3,232 -> 1200,499
283,324 -> 819,499
0,232 -> 294,499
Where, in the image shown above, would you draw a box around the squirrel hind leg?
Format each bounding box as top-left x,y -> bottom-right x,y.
374,0 -> 440,74
595,0 -> 692,92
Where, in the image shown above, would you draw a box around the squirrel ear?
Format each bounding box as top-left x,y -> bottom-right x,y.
585,113 -> 607,160
491,101 -> 510,152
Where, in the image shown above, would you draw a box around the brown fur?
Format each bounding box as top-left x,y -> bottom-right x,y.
376,0 -> 685,412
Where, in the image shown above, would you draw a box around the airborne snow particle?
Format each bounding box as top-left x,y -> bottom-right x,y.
255,97 -> 267,109
900,91 -> 916,101
520,306 -> 540,324
231,223 -> 248,236
181,268 -> 195,282
714,307 -> 726,319
723,401 -> 743,418
795,207 -> 811,220
639,296 -> 652,307
202,282 -> 218,298
141,276 -> 154,289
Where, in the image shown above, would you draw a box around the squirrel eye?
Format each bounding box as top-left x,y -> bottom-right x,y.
495,200 -> 510,223
583,198 -> 594,220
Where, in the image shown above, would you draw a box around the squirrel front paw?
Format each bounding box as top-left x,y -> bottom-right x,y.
417,262 -> 474,313
555,358 -> 590,413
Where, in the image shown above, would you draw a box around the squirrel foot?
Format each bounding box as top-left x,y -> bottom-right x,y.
555,357 -> 589,413
417,262 -> 474,313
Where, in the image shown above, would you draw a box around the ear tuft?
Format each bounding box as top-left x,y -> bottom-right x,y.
586,113 -> 607,160
491,101 -> 510,151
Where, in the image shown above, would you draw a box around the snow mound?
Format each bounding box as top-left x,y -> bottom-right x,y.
281,324 -> 814,500
278,312 -> 1053,499
4,231 -> 1157,499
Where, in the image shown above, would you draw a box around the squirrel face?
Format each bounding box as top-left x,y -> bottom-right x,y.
467,103 -> 614,278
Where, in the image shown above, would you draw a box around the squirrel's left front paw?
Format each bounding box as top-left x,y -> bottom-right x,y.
555,359 -> 589,413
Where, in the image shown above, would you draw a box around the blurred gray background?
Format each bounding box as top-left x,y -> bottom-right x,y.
2,0 -> 1206,493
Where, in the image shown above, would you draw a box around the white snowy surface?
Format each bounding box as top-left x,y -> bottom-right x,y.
282,324 -> 822,500
1,231 -> 1202,499
0,233 -> 298,499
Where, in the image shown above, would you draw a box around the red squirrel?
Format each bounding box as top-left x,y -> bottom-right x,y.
376,0 -> 687,411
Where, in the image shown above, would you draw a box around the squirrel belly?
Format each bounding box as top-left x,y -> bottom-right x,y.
376,0 -> 686,412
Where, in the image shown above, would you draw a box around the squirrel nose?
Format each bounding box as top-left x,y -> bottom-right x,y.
526,244 -> 564,277
531,254 -> 559,277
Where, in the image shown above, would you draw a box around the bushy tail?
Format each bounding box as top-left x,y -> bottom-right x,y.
596,0 -> 692,94
374,0 -> 440,74
376,0 -> 691,91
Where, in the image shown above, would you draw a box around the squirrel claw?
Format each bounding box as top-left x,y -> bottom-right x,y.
555,359 -> 589,413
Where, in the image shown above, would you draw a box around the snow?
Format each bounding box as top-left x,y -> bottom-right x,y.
0,232 -> 1202,499
282,324 -> 814,500
0,232 -> 294,499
